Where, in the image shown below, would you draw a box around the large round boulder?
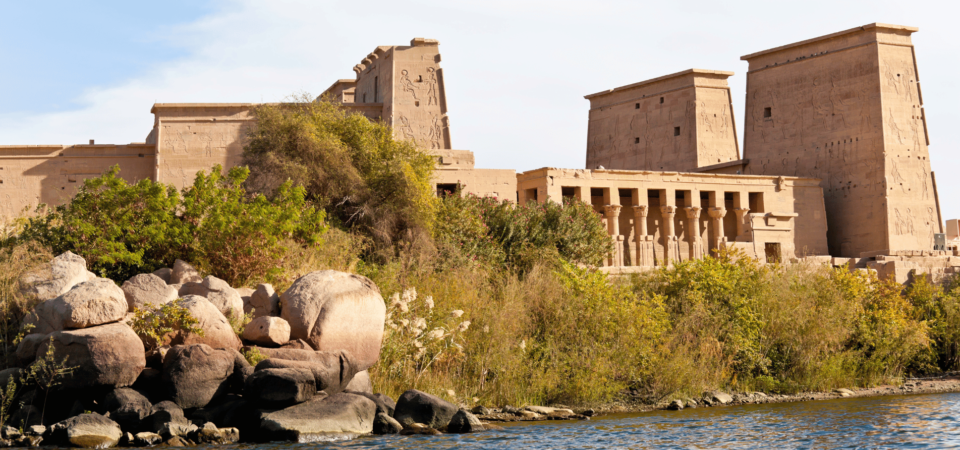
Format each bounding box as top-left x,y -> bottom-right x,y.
279,271 -> 385,370
19,251 -> 97,302
48,413 -> 122,448
162,344 -> 238,409
241,316 -> 290,347
121,274 -> 178,312
103,388 -> 152,431
170,260 -> 201,285
38,322 -> 145,389
24,278 -> 127,334
259,393 -> 376,440
165,296 -> 241,350
243,368 -> 315,406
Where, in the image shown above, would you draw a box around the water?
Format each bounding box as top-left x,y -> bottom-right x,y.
243,392 -> 960,449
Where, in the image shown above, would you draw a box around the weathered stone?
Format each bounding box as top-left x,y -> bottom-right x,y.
244,368 -> 316,405
251,284 -> 280,317
344,369 -> 372,393
159,422 -> 198,440
133,432 -> 162,446
48,413 -> 122,448
260,393 -> 376,439
668,399 -> 684,410
164,435 -> 191,447
393,389 -> 458,429
19,252 -> 96,302
23,278 -> 127,334
38,322 -> 145,389
166,295 -> 241,350
237,288 -> 254,314
254,350 -> 358,396
241,316 -> 290,347
280,339 -> 312,350
372,413 -> 402,435
0,427 -> 19,440
345,391 -> 394,416
152,268 -> 173,284
25,425 -> 45,437
163,344 -> 236,409
121,274 -> 178,312
471,405 -> 491,415
447,410 -> 484,433
144,401 -> 188,434
170,260 -> 201,285
835,388 -> 855,397
399,423 -> 441,435
707,391 -> 733,405
192,422 -> 239,444
279,271 -> 385,370
103,388 -> 152,430
16,333 -> 47,365
197,276 -> 244,320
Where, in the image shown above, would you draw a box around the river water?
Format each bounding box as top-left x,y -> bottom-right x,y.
247,392 -> 960,449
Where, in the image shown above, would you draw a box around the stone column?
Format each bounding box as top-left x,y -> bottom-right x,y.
632,205 -> 654,267
734,207 -> 751,240
604,205 -> 623,267
708,207 -> 727,255
684,207 -> 703,260
660,205 -> 678,265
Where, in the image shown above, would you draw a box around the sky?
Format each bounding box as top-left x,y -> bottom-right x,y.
1,0 -> 958,217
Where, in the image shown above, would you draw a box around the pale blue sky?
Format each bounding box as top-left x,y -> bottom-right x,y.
1,0 -> 958,218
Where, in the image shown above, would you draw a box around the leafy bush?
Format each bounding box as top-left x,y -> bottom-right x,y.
18,165 -> 327,285
0,241 -> 53,369
131,299 -> 205,352
242,347 -> 268,366
434,195 -> 611,273
243,97 -> 436,255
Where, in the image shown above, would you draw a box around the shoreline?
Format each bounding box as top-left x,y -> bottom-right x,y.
476,375 -> 960,423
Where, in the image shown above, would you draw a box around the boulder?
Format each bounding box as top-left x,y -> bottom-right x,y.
162,344 -> 236,409
48,413 -> 122,448
237,288 -> 254,314
668,399 -> 684,410
279,271 -> 385,370
471,405 -> 491,415
166,295 -> 241,350
131,368 -> 164,403
121,274 -> 178,312
38,322 -> 145,389
170,260 -> 201,285
19,251 -> 96,302
347,392 -> 395,416
393,389 -> 458,429
344,370 -> 372,393
253,349 -> 358,396
133,432 -> 162,446
103,388 -> 152,431
192,422 -> 239,444
447,410 -> 484,433
143,401 -> 187,434
158,422 -> 197,440
0,369 -> 21,390
373,413 -> 402,435
152,268 -> 173,284
23,278 -> 127,334
178,276 -> 243,320
241,316 -> 290,346
280,339 -> 312,350
706,391 -> 733,405
189,395 -> 258,432
251,284 -> 280,317
243,368 -> 316,405
259,392 -> 376,440
15,333 -> 47,365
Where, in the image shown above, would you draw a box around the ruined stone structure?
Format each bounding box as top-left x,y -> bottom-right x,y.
0,26 -> 952,280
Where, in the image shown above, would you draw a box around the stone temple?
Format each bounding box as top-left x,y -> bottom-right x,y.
0,24 -> 953,282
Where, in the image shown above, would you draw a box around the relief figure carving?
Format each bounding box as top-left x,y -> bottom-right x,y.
399,69 -> 419,101
426,67 -> 439,106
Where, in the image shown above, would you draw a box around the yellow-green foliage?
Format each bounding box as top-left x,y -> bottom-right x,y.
131,299 -> 205,351
243,96 -> 436,255
242,347 -> 268,366
0,241 -> 53,369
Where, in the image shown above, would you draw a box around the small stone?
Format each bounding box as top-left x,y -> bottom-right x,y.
447,410 -> 484,433
501,405 -> 520,414
25,425 -> 45,437
373,413 -> 402,435
134,432 -> 162,446
471,405 -> 491,415
400,423 -> 441,435
834,388 -> 854,397
579,409 -> 596,417
668,399 -> 684,410
707,391 -> 733,405
0,427 -> 20,440
518,410 -> 540,420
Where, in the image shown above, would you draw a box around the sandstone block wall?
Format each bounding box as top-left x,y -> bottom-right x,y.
740,23 -> 938,257
584,69 -> 740,172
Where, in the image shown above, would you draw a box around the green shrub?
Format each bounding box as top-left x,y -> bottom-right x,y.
242,347 -> 268,366
131,299 -> 205,352
18,165 -> 327,285
243,97 -> 436,255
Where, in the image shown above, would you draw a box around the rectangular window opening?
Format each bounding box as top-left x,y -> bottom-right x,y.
674,126 -> 680,136
525,188 -> 538,203
765,243 -> 782,263
590,188 -> 604,197
561,187 -> 576,198
635,103 -> 640,109
634,137 -> 640,144
763,107 -> 772,118
659,97 -> 664,104
749,192 -> 765,213
374,76 -> 378,102
436,183 -> 459,198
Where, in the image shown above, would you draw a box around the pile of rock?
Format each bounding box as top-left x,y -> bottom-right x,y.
3,252 -> 493,447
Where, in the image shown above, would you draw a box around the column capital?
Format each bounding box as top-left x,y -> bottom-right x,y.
684,206 -> 702,219
733,207 -> 751,214
660,205 -> 677,215
632,205 -> 649,218
603,204 -> 622,217
708,207 -> 727,219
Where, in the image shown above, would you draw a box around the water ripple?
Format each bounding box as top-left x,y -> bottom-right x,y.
235,392 -> 960,449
